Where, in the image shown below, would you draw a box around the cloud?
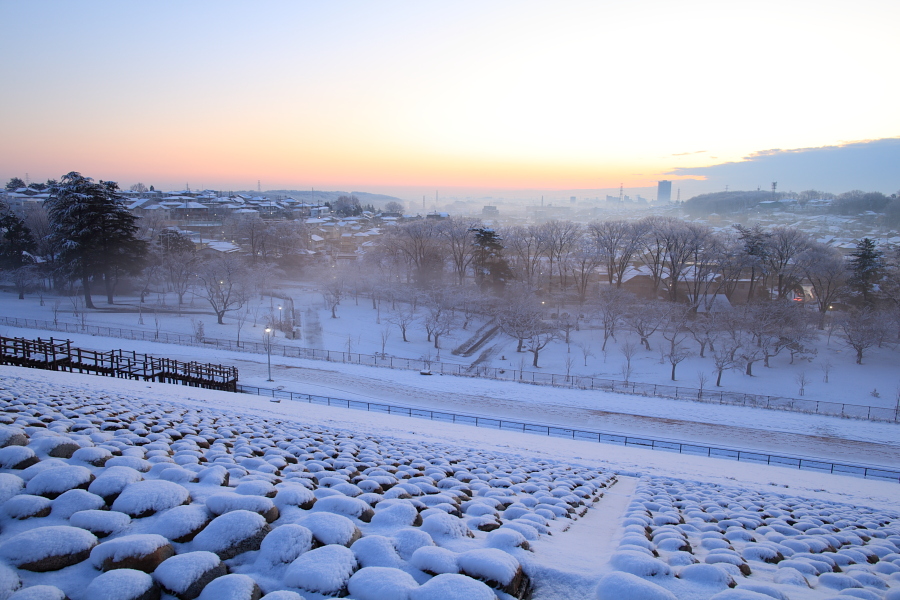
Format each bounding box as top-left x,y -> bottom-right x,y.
671,150 -> 707,156
667,138 -> 900,194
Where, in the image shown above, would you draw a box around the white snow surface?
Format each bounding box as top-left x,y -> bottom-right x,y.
0,526 -> 97,567
152,550 -> 221,594
89,534 -> 170,568
346,566 -> 419,600
0,365 -> 897,599
83,569 -> 153,600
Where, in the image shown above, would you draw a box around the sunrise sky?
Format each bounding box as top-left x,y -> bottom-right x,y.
2,0 -> 898,200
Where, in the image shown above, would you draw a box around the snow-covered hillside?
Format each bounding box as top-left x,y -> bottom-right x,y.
0,367 -> 898,600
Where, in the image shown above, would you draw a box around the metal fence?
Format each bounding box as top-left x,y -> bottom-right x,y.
238,383 -> 900,484
2,315 -> 898,423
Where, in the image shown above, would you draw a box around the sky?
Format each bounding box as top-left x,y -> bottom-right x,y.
1,0 -> 898,201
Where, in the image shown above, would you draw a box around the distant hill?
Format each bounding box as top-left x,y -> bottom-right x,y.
684,190 -> 778,215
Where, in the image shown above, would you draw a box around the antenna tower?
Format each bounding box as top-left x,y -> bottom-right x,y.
258,180 -> 261,193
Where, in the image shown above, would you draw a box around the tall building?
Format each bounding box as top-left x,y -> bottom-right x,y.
657,180 -> 672,203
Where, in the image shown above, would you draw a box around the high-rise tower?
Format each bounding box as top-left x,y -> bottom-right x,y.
657,180 -> 672,203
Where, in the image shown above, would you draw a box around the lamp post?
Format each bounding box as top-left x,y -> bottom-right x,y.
264,327 -> 274,382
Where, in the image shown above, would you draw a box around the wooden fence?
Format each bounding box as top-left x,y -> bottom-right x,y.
0,336 -> 238,392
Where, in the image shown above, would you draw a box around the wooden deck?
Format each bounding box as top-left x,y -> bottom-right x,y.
0,336 -> 239,392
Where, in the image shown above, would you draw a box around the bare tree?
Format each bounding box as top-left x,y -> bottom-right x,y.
696,371 -> 709,398
539,220 -> 581,292
797,243 -> 849,329
623,300 -> 668,351
379,326 -> 392,355
524,322 -> 558,368
594,287 -> 630,351
437,217 -> 479,285
422,294 -> 457,349
193,254 -> 252,324
765,226 -> 811,299
235,307 -> 250,348
588,219 -> 647,287
819,360 -> 833,383
322,277 -> 344,319
504,225 -> 546,287
387,304 -> 417,342
795,372 -> 809,396
620,339 -> 638,384
839,308 -> 883,364
497,287 -> 543,353
576,342 -> 594,367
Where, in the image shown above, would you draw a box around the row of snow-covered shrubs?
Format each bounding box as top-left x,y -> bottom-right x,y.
596,476 -> 900,600
0,374 -> 614,600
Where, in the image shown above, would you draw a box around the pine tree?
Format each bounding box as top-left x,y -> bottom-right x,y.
0,209 -> 38,299
47,172 -> 147,308
847,238 -> 883,306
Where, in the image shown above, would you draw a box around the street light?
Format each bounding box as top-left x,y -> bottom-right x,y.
264,327 -> 274,382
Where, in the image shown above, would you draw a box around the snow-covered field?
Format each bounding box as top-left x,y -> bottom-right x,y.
0,367 -> 898,600
3,288 -> 899,412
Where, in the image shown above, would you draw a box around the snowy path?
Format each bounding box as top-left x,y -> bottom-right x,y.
4,324 -> 899,467
527,476 -> 638,599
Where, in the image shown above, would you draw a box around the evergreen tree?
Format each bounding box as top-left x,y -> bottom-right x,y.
847,238 -> 883,306
470,227 -> 510,290
47,172 -> 147,308
5,177 -> 25,191
0,209 -> 38,299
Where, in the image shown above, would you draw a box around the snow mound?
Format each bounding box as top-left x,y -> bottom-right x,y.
84,568 -> 156,600
300,512 -> 362,547
347,566 -> 419,600
0,525 -> 97,572
410,546 -> 459,575
9,586 -> 67,600
370,500 -> 420,528
0,562 -> 20,598
284,544 -> 357,595
486,528 -> 529,551
3,494 -> 51,520
196,573 -> 261,600
351,535 -> 402,568
24,465 -> 92,498
409,573 -> 496,600
70,446 -> 113,467
0,426 -> 27,448
88,466 -> 143,501
311,495 -> 374,522
708,590 -> 777,600
610,550 -> 673,577
205,493 -> 277,521
258,524 -> 313,565
677,564 -> 734,588
90,533 -> 174,573
70,509 -> 131,537
458,548 -> 521,586
273,484 -> 315,510
392,529 -> 435,560
0,446 -> 38,469
153,550 -> 225,598
259,593 -> 305,600
50,489 -> 105,518
192,510 -> 270,560
596,571 -> 677,600
112,480 -> 190,518
150,503 -> 211,543
420,512 -> 473,541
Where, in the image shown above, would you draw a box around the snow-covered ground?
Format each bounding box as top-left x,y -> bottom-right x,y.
0,367 -> 898,600
3,288 -> 900,411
